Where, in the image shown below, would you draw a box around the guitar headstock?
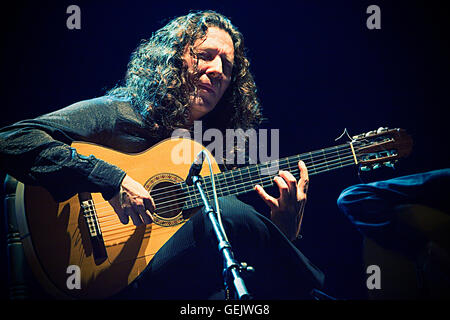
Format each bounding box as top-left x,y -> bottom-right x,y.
352,127 -> 413,171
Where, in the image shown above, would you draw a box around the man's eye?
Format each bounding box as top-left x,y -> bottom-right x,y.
197,52 -> 210,60
224,63 -> 233,76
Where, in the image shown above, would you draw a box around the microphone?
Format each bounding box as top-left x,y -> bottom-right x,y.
185,150 -> 205,185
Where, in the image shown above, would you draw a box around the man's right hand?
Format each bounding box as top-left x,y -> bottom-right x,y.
108,175 -> 155,226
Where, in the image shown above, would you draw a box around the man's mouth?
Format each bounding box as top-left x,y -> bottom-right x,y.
198,83 -> 215,95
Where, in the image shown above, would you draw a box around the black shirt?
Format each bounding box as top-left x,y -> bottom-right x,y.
0,96 -> 158,201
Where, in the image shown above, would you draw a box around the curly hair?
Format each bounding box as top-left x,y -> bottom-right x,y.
107,10 -> 262,140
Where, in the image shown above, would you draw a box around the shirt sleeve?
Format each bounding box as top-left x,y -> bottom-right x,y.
0,97 -> 127,201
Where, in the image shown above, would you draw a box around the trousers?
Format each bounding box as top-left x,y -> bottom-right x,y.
112,196 -> 324,300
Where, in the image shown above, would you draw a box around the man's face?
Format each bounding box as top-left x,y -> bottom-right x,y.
183,27 -> 235,122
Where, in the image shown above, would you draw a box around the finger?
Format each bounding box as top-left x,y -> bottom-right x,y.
144,197 -> 156,213
297,161 -> 309,200
145,210 -> 154,223
278,170 -> 298,202
127,207 -> 144,226
116,208 -> 129,225
298,160 -> 309,184
273,175 -> 290,202
133,200 -> 153,225
254,184 -> 278,209
140,212 -> 152,225
108,194 -> 130,225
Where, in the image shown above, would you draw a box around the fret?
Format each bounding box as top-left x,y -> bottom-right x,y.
321,149 -> 329,171
258,160 -> 275,178
215,173 -> 225,197
253,164 -> 264,187
287,155 -> 297,172
183,183 -> 202,209
285,155 -> 300,177
306,151 -> 317,174
229,170 -> 238,196
336,146 -> 342,168
201,176 -> 212,203
182,183 -> 195,209
241,166 -> 253,191
209,172 -> 227,197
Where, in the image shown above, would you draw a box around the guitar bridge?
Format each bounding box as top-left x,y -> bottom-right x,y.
79,194 -> 107,264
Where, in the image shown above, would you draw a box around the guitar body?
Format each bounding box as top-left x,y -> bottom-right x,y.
15,137 -> 220,299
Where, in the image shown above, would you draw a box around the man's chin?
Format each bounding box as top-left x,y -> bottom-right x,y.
190,103 -> 216,120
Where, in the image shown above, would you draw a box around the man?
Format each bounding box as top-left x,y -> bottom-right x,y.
0,10 -> 324,299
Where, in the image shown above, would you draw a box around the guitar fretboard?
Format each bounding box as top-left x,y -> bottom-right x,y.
177,142 -> 358,210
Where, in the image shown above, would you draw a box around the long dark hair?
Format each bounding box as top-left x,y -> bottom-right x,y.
107,10 -> 262,141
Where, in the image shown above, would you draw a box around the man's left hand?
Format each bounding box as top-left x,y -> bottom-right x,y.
255,160 -> 309,241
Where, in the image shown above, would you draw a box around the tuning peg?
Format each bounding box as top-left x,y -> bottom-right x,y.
360,165 -> 372,172
383,161 -> 395,169
353,127 -> 390,140
372,163 -> 381,170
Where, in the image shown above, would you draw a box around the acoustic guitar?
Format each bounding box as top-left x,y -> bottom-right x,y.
9,127 -> 412,299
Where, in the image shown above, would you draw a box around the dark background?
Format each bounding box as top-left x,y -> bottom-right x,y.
0,0 -> 449,300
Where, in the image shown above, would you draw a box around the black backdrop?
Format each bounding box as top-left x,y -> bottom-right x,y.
0,0 -> 449,300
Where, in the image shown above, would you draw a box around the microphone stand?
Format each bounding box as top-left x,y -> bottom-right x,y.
191,175 -> 254,300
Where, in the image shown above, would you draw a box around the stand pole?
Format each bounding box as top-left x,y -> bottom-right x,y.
192,175 -> 253,300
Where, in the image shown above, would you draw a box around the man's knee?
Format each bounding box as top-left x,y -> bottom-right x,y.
215,196 -> 272,247
337,183 -> 393,225
337,184 -> 370,221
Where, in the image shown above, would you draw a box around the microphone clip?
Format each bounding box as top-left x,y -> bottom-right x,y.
185,150 -> 205,186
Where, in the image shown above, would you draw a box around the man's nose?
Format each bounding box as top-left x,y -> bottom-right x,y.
205,55 -> 223,79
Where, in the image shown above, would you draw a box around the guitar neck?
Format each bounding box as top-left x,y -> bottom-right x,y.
181,142 -> 357,209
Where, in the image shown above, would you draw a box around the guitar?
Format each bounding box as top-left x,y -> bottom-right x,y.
10,127 -> 412,299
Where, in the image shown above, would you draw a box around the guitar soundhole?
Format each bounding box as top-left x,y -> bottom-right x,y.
150,181 -> 184,219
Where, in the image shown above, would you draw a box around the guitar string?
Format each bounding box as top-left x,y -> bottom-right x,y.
94,149 -> 357,220
145,150 -> 356,211
99,158 -> 358,240
98,137 -> 395,238
98,158 -> 356,234
94,146 -> 360,217
96,156 -> 357,234
94,140 -> 365,209
93,148 -> 356,214
92,143 -> 360,211
92,138 -> 374,232
98,155 -> 356,225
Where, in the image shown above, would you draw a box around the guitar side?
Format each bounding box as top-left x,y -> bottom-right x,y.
15,137 -> 220,299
